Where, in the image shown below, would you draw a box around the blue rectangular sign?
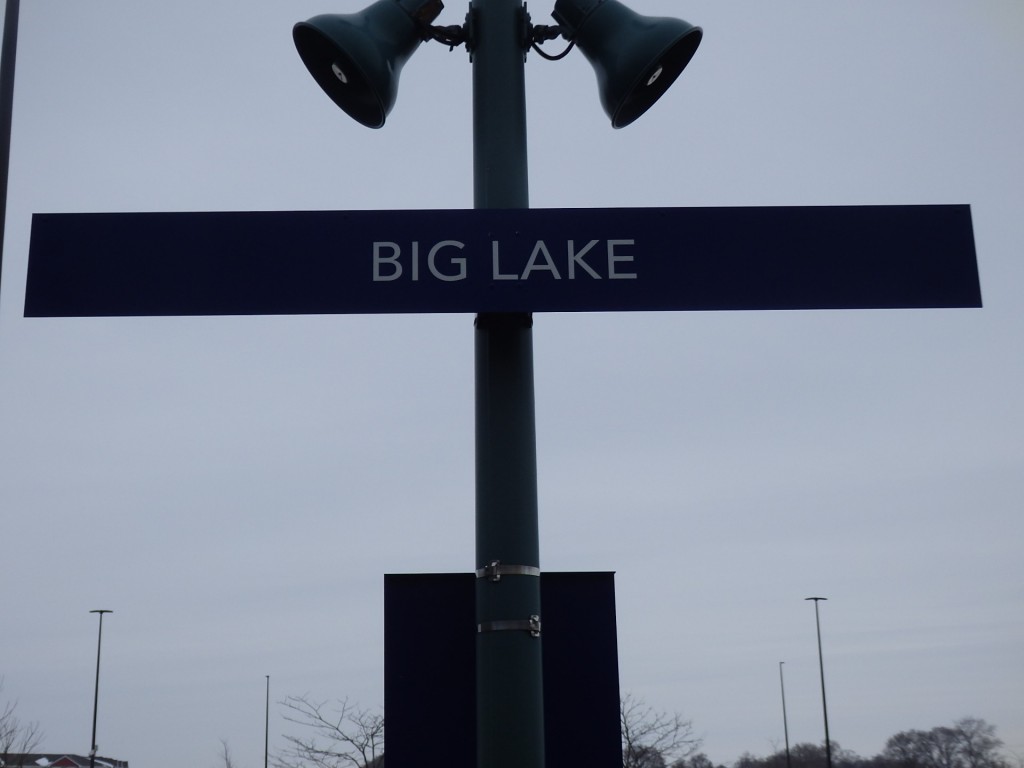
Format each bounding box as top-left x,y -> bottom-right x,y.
24,205 -> 981,317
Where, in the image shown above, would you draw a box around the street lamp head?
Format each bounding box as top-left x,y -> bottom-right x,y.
293,0 -> 443,128
551,0 -> 702,128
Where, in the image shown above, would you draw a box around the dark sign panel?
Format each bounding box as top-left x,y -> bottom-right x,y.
384,572 -> 621,768
25,205 -> 981,317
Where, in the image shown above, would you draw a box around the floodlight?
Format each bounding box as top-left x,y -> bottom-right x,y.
293,0 -> 443,128
551,0 -> 702,127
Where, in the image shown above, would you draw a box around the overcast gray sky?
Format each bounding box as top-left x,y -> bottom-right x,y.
2,2 -> 1022,768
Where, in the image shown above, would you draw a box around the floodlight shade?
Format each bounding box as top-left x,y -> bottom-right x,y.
293,0 -> 442,128
552,0 -> 702,128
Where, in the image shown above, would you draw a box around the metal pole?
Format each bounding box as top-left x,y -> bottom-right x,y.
265,675 -> 270,768
0,0 -> 21,303
89,609 -> 112,768
805,597 -> 832,768
779,661 -> 792,768
471,0 -> 544,766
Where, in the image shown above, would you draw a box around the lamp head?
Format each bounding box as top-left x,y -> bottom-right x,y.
552,0 -> 702,128
293,0 -> 443,128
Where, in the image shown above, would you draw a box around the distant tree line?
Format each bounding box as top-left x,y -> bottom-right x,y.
679,717 -> 1010,768
269,692 -> 698,768
232,691 -> 1011,768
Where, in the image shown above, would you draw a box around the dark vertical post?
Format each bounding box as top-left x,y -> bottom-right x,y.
805,597 -> 832,768
471,0 -> 544,766
89,609 -> 113,768
0,0 -> 21,301
779,661 -> 792,768
265,675 -> 270,768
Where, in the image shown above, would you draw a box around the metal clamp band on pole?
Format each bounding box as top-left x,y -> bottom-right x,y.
476,560 -> 541,581
478,615 -> 541,637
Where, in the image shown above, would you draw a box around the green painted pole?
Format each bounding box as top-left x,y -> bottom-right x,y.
471,0 -> 545,765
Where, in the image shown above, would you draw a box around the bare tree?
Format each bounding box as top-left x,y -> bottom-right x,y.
217,739 -> 238,768
621,693 -> 702,768
882,718 -> 1008,768
1,679 -> 44,757
274,695 -> 383,768
955,718 -> 1007,768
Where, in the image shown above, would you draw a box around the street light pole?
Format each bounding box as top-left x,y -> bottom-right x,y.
805,597 -> 832,768
0,0 -> 21,302
778,661 -> 792,768
89,609 -> 112,768
265,675 -> 270,768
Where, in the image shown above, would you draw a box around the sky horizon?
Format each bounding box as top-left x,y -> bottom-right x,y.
2,2 -> 1022,768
